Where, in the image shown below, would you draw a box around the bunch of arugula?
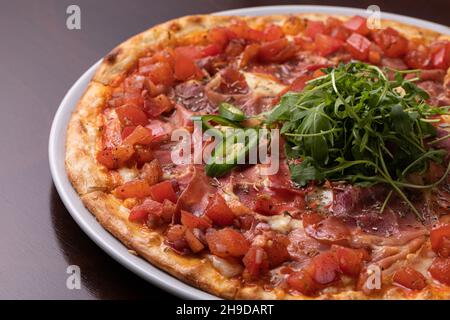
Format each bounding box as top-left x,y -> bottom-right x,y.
266,62 -> 450,219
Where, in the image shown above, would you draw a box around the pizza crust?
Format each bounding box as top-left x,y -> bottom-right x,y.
66,82 -> 113,195
65,13 -> 450,299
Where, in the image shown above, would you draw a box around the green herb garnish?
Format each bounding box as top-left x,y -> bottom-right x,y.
267,62 -> 450,219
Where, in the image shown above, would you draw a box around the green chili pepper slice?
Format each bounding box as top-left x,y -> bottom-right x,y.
205,129 -> 259,177
219,103 -> 246,122
192,114 -> 242,137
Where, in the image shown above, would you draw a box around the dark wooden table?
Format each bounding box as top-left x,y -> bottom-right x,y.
0,0 -> 448,300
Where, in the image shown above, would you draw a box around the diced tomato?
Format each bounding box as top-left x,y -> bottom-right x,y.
148,49 -> 175,68
115,104 -> 148,127
307,251 -> 340,285
372,27 -> 408,58
304,20 -> 326,39
161,199 -> 176,222
315,34 -> 343,56
204,194 -> 235,227
181,210 -> 211,230
201,44 -> 221,57
282,16 -> 305,36
329,26 -> 351,41
128,209 -> 150,223
145,61 -> 174,87
122,125 -> 152,146
176,46 -> 203,60
134,146 -> 154,167
184,229 -> 205,253
264,235 -> 290,268
121,126 -> 136,140
144,94 -> 173,118
254,195 -> 277,216
140,159 -> 162,185
224,39 -> 245,57
290,75 -> 313,92
392,267 -> 427,290
368,50 -> 381,64
129,198 -> 163,224
166,225 -> 189,253
294,36 -> 316,51
146,120 -> 171,144
302,212 -> 324,228
97,145 -> 135,169
206,228 -> 250,258
108,94 -> 125,108
208,27 -> 236,50
243,246 -> 269,278
102,114 -> 123,147
173,47 -> 202,81
332,245 -> 366,277
345,32 -> 372,61
123,75 -> 146,93
144,198 -> 175,227
343,16 -> 369,36
122,92 -> 142,108
124,75 -> 161,98
429,257 -> 450,285
230,21 -> 264,42
430,224 -> 450,258
166,224 -> 185,241
258,38 -> 297,63
149,180 -> 177,203
287,270 -> 319,296
227,21 -> 248,39
139,56 -> 155,74
368,43 -> 382,64
430,41 -> 450,69
263,24 -> 284,41
113,179 -> 152,199
405,42 -> 431,69
240,43 -> 260,67
238,215 -> 255,230
121,77 -> 146,106
326,17 -> 343,29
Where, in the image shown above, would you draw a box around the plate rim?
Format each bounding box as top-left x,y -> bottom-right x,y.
49,5 -> 449,300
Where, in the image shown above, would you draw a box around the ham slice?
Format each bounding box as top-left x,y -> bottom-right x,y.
288,227 -> 329,263
176,166 -> 216,217
418,80 -> 450,106
169,104 -> 195,128
173,80 -> 215,113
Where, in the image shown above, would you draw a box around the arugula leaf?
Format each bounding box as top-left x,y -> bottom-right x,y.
289,157 -> 324,186
268,62 -> 450,219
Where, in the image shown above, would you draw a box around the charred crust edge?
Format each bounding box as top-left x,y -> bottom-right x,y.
105,47 -> 122,65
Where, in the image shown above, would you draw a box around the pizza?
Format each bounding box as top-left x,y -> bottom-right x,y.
65,13 -> 450,299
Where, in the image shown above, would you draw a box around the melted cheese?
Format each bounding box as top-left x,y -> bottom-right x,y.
118,167 -> 139,183
208,255 -> 243,278
268,214 -> 292,234
243,72 -> 287,97
267,214 -> 303,234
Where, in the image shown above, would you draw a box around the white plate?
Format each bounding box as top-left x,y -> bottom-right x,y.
49,5 -> 450,300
